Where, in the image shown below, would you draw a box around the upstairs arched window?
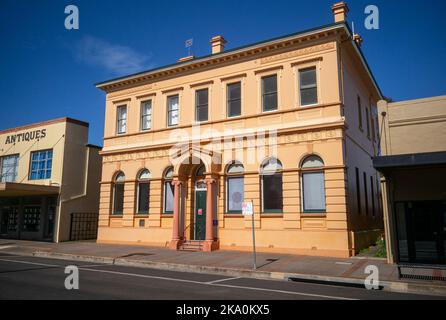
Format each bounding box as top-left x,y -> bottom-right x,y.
163,167 -> 174,214
260,158 -> 283,213
301,155 -> 326,213
137,169 -> 151,214
113,172 -> 125,215
226,162 -> 244,213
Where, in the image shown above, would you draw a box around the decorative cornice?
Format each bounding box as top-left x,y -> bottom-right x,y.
261,43 -> 333,65
96,24 -> 346,93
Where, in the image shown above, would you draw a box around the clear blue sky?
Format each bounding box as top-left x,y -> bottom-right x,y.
1,0 -> 445,146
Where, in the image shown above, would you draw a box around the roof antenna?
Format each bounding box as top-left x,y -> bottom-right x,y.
185,38 -> 193,56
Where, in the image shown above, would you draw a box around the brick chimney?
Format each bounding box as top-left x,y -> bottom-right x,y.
210,35 -> 227,54
331,2 -> 349,23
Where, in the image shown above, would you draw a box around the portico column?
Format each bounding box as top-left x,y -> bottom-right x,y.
169,179 -> 182,250
205,177 -> 215,242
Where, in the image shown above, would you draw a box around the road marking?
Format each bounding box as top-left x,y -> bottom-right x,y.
212,283 -> 357,300
0,257 -> 358,300
78,267 -> 356,300
205,277 -> 241,284
79,267 -> 209,285
0,258 -> 59,268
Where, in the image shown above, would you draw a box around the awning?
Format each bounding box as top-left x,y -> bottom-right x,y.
0,182 -> 60,197
373,151 -> 446,172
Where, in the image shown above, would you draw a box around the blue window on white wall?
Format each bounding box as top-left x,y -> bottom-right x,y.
30,150 -> 53,180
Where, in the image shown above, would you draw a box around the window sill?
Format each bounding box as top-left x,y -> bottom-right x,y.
225,213 -> 243,217
227,114 -> 242,119
162,213 -> 173,217
262,108 -> 279,114
261,214 -> 283,218
299,103 -> 320,109
136,214 -> 149,217
193,120 -> 210,125
110,214 -> 123,218
301,213 -> 326,218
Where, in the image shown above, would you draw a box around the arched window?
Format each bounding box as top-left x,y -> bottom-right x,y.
195,164 -> 206,177
260,158 -> 283,213
301,155 -> 326,213
163,167 -> 174,214
137,169 -> 151,214
226,162 -> 244,213
112,172 -> 125,215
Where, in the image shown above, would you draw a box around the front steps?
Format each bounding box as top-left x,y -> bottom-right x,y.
179,240 -> 204,252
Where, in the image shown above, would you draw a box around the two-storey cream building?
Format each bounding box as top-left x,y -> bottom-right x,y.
96,2 -> 383,257
0,118 -> 102,242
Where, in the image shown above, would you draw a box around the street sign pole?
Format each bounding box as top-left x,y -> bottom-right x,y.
251,200 -> 257,270
243,200 -> 256,270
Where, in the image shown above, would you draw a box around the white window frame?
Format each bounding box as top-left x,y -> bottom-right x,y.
167,95 -> 180,127
140,100 -> 152,131
116,105 -> 127,134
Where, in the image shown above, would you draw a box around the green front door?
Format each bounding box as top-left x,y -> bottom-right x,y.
195,191 -> 207,241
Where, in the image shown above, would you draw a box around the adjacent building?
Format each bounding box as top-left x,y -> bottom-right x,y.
0,118 -> 102,242
96,2 -> 383,257
374,95 -> 446,265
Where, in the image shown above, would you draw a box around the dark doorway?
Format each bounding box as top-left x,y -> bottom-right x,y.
195,190 -> 206,241
396,201 -> 446,265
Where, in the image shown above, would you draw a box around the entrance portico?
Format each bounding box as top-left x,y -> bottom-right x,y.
169,154 -> 220,251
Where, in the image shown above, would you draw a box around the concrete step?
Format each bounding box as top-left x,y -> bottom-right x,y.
179,241 -> 204,252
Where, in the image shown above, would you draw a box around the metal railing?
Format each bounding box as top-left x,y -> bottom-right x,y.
69,212 -> 99,241
397,263 -> 446,281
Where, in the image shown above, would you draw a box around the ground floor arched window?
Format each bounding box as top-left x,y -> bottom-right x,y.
137,169 -> 151,214
163,167 -> 174,214
261,158 -> 283,213
301,155 -> 326,213
112,172 -> 125,215
226,162 -> 244,213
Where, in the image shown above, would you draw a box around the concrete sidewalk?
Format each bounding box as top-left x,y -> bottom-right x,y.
1,240 -> 445,296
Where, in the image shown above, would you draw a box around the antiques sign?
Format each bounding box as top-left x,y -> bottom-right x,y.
4,129 -> 47,145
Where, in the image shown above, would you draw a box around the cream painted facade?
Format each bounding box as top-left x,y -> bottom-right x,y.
375,95 -> 446,265
96,2 -> 383,257
0,118 -> 102,242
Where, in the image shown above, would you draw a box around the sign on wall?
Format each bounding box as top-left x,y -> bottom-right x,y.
4,129 -> 47,145
242,201 -> 254,216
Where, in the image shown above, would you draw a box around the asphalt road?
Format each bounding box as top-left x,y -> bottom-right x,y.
0,253 -> 442,300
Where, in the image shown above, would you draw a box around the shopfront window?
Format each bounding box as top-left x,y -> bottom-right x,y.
30,150 -> 53,180
23,206 -> 41,232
